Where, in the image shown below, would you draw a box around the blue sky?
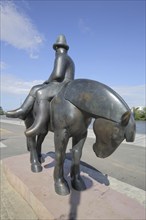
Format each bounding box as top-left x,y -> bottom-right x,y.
1,0 -> 145,110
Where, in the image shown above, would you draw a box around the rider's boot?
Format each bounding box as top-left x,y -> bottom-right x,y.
25,99 -> 50,137
6,95 -> 35,119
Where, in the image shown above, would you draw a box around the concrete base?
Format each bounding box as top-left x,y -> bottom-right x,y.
2,152 -> 145,220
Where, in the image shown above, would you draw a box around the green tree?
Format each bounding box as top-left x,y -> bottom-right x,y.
0,106 -> 5,115
133,107 -> 146,121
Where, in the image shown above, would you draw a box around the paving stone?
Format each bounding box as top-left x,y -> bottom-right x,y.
0,161 -> 38,220
1,154 -> 145,220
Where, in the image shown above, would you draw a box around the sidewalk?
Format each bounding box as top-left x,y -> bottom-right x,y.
1,153 -> 145,220
0,161 -> 38,220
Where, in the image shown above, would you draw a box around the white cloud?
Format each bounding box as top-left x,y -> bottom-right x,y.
0,61 -> 7,70
1,74 -> 43,94
112,84 -> 146,107
0,1 -> 44,58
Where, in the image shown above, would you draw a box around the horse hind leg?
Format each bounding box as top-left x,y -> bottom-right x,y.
54,129 -> 70,195
36,133 -> 48,163
71,132 -> 87,191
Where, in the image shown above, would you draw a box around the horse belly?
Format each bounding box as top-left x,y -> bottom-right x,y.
51,98 -> 90,137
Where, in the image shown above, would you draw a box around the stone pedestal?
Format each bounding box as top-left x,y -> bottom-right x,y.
2,152 -> 145,220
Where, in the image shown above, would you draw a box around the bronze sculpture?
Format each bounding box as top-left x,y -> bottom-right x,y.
6,35 -> 136,196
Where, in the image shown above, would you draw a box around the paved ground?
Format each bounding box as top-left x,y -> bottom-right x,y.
0,117 -> 145,219
0,161 -> 38,220
1,154 -> 145,220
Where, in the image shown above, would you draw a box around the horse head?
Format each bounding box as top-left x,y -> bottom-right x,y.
64,79 -> 136,158
93,111 -> 136,158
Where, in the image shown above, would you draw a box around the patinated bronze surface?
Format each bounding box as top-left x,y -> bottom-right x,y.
64,79 -> 130,122
6,35 -> 136,196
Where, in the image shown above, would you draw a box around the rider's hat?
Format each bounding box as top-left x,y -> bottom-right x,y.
53,35 -> 69,51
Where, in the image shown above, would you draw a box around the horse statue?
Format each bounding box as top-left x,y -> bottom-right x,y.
8,79 -> 136,196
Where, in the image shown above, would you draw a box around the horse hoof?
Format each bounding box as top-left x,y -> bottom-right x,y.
71,177 -> 86,191
31,164 -> 43,173
39,156 -> 45,164
55,180 -> 70,196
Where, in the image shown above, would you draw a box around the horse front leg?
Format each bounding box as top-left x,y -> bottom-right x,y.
71,131 -> 87,191
54,129 -> 70,196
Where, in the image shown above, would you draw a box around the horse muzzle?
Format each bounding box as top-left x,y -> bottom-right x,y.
93,141 -> 121,158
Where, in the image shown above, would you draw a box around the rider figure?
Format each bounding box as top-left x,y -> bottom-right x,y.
6,35 -> 75,136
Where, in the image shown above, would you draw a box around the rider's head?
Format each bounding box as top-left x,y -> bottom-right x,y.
53,35 -> 69,51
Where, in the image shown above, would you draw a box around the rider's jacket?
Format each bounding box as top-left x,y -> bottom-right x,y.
45,50 -> 75,84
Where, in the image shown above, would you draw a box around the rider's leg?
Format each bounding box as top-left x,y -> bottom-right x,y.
25,82 -> 62,137
6,95 -> 35,119
6,84 -> 44,119
25,99 -> 50,136
25,87 -> 51,137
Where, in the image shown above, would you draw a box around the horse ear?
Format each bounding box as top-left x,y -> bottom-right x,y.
121,111 -> 131,126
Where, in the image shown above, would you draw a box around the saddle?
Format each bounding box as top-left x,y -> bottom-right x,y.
64,79 -> 129,123
49,78 -> 130,130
